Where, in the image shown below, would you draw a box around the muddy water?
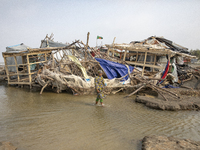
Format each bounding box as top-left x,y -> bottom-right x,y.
0,85 -> 200,150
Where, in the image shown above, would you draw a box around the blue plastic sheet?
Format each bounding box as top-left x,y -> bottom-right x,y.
95,58 -> 134,80
162,85 -> 179,88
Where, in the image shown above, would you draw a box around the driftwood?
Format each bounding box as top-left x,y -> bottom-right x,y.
148,85 -> 168,101
112,88 -> 124,94
40,80 -> 51,94
180,85 -> 194,91
124,74 -> 180,101
125,85 -> 145,98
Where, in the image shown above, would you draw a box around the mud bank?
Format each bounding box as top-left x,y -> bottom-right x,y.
0,141 -> 16,150
142,135 -> 200,150
135,89 -> 200,111
135,95 -> 200,111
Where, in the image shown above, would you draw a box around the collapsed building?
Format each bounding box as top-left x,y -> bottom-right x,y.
1,33 -> 199,98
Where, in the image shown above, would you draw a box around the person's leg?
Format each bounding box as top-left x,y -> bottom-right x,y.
96,98 -> 99,104
100,99 -> 104,106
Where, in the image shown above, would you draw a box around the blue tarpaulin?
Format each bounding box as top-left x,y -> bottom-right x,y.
95,58 -> 134,80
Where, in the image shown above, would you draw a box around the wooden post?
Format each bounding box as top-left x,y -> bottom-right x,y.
123,50 -> 127,61
168,52 -> 171,62
136,52 -> 138,62
3,56 -> 10,83
14,56 -> 20,82
107,48 -> 110,55
85,32 -> 90,61
45,53 -> 47,61
135,51 -> 139,68
51,53 -> 55,68
112,37 -> 116,57
168,52 -> 171,72
112,37 -> 116,46
26,55 -> 32,87
153,54 -> 156,72
86,32 -> 90,49
142,51 -> 147,76
22,56 -> 25,71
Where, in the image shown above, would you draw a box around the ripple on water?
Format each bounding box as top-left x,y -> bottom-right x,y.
0,86 -> 200,150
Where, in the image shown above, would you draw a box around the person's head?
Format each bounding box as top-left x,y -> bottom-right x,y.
98,70 -> 103,77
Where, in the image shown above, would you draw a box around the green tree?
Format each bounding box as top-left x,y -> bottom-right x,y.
190,49 -> 200,60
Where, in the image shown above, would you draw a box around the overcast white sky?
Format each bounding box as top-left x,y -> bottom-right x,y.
0,0 -> 200,61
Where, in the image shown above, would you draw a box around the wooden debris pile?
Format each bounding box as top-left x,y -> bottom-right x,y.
125,71 -> 180,101
1,33 -> 199,98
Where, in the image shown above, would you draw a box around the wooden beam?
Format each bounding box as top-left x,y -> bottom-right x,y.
22,56 -> 25,71
8,72 -> 37,76
8,82 -> 33,85
107,48 -> 110,55
112,49 -> 115,57
136,52 -> 138,62
86,32 -> 90,49
3,57 -> 10,82
45,53 -> 47,61
142,51 -> 147,76
14,56 -> 20,82
126,61 -> 163,69
112,37 -> 116,57
26,55 -> 32,85
51,53 -> 55,68
123,50 -> 127,61
153,54 -> 157,72
80,41 -> 94,59
3,51 -> 52,57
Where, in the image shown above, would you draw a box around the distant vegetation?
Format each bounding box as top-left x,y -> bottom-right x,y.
190,49 -> 200,60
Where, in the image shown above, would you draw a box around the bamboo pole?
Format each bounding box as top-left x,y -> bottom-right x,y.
3,56 -> 10,83
153,54 -> 156,72
142,51 -> 147,76
14,56 -> 20,82
86,32 -> 90,49
123,50 -> 127,61
80,41 -> 94,59
112,37 -> 116,57
51,53 -> 55,69
136,52 -> 138,62
125,85 -> 145,98
107,48 -> 110,55
40,80 -> 51,94
148,85 -> 168,101
45,53 -> 47,61
22,56 -> 25,71
26,55 -> 32,87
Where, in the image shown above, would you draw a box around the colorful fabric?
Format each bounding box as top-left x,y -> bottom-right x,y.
158,60 -> 170,84
95,76 -> 105,99
68,55 -> 89,79
97,36 -> 103,39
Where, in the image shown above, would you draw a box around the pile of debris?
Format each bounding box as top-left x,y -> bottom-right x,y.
1,33 -> 199,99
